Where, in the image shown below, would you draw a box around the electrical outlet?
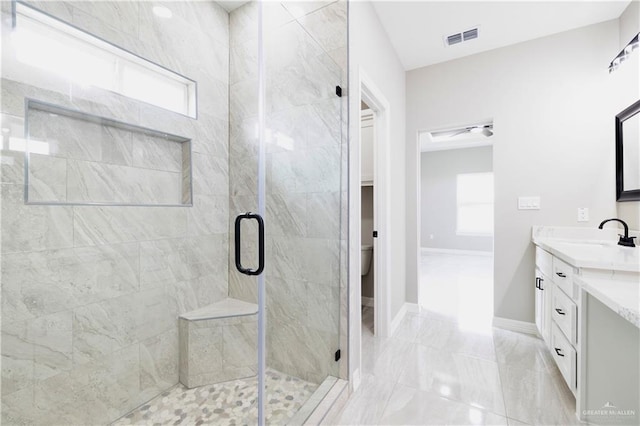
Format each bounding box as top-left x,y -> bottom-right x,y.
429,234 -> 434,240
577,207 -> 589,222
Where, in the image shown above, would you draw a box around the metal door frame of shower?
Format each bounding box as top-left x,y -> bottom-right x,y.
257,2 -> 266,423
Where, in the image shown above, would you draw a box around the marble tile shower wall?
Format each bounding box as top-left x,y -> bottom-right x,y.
228,1 -> 347,384
1,1 -> 230,424
25,108 -> 190,205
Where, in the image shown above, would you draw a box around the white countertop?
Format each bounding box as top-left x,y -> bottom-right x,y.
533,238 -> 640,272
532,226 -> 640,329
575,275 -> 639,328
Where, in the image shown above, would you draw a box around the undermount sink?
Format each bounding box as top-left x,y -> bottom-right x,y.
556,241 -> 615,249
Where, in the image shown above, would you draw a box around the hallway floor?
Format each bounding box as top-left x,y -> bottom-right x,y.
330,253 -> 579,425
420,252 -> 494,331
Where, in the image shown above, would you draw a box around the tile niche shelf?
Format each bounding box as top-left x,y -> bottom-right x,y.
24,99 -> 192,207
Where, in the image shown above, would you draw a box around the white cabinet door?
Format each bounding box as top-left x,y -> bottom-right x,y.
535,268 -> 545,338
535,248 -> 553,344
535,268 -> 553,344
551,284 -> 578,345
551,322 -> 577,392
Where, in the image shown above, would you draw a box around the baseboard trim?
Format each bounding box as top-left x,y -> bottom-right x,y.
405,302 -> 420,314
421,247 -> 492,257
352,368 -> 361,392
493,316 -> 538,335
390,302 -> 419,336
361,296 -> 374,308
390,304 -> 407,336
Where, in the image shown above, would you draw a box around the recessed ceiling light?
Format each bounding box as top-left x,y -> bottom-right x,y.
153,6 -> 173,19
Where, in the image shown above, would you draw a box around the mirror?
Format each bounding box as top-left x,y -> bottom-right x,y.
616,99 -> 640,201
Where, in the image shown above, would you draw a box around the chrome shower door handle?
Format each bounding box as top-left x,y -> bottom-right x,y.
234,212 -> 265,276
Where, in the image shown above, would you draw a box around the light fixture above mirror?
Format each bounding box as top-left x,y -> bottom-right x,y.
609,32 -> 639,73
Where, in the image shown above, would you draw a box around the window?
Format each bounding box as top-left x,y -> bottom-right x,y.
11,2 -> 196,117
456,172 -> 494,235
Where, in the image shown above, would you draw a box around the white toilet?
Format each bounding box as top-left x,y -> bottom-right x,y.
361,245 -> 373,276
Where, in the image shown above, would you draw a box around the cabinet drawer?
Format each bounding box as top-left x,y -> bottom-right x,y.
551,323 -> 577,392
552,285 -> 578,344
536,246 -> 553,278
552,256 -> 575,299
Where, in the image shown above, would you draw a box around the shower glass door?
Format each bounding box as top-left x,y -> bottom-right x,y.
263,4 -> 345,417
230,0 -> 348,422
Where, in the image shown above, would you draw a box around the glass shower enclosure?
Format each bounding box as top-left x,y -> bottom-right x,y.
0,1 -> 348,424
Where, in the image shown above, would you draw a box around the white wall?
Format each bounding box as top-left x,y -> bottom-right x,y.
421,146 -> 493,252
349,0 -> 406,383
406,20 -> 626,323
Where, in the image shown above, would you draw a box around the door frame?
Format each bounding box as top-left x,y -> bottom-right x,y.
349,66 -> 392,390
361,76 -> 391,339
415,127 -> 495,310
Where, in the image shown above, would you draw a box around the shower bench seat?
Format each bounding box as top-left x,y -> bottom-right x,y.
178,298 -> 258,388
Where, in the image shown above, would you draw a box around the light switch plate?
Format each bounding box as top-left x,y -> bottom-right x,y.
518,196 -> 541,210
578,207 -> 589,222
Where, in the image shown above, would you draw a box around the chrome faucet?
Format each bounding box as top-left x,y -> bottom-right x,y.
598,218 -> 636,247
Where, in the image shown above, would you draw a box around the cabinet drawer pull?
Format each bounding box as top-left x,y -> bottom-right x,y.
554,347 -> 565,357
556,272 -> 567,278
555,308 -> 566,316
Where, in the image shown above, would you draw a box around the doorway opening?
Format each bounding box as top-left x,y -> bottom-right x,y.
418,124 -> 494,332
349,69 -> 392,390
360,104 -> 375,337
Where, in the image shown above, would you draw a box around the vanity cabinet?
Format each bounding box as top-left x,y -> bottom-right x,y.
536,246 -> 579,393
551,284 -> 578,345
534,247 -> 553,345
552,256 -> 576,299
533,232 -> 640,425
550,322 -> 577,390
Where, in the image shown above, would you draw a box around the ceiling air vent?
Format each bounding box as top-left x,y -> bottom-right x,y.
463,28 -> 478,41
446,33 -> 462,46
444,27 -> 479,47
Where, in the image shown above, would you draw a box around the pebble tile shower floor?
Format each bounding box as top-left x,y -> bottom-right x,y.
112,369 -> 317,425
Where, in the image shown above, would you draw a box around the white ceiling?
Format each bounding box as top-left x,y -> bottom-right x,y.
372,1 -> 632,70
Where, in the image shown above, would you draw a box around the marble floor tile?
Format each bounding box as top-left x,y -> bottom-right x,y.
331,252 -> 578,425
398,344 -> 506,416
493,328 -> 555,372
499,363 -> 579,425
420,252 -> 494,331
361,306 -> 374,338
507,418 -> 530,426
379,383 -> 508,425
330,373 -> 396,426
416,316 -> 497,362
360,335 -> 412,381
391,312 -> 423,342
